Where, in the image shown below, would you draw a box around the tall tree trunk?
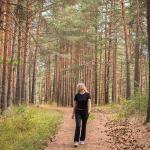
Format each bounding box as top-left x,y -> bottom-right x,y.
1,0 -> 10,113
134,0 -> 140,94
21,0 -> 30,104
94,20 -> 98,105
15,19 -> 22,106
7,19 -> 17,107
119,60 -> 123,99
106,22 -> 112,103
146,0 -> 150,123
31,15 -> 41,104
112,34 -> 117,103
121,0 -> 131,99
28,39 -> 32,103
104,3 -> 109,104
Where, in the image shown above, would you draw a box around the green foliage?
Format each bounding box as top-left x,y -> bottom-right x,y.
119,94 -> 147,117
99,94 -> 148,121
0,105 -> 63,150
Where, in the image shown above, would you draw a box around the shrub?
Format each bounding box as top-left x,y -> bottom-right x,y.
98,94 -> 148,120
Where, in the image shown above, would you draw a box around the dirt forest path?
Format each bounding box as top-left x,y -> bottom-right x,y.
44,107 -> 111,150
44,107 -> 150,150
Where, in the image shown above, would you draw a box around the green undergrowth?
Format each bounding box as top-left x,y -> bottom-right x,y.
0,105 -> 63,150
98,94 -> 147,121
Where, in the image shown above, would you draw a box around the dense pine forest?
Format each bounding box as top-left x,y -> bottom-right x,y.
0,0 -> 149,113
0,0 -> 150,149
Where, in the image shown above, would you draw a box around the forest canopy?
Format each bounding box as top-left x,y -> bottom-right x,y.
0,0 -> 149,117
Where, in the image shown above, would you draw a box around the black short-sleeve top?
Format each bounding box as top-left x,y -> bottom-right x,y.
74,92 -> 91,110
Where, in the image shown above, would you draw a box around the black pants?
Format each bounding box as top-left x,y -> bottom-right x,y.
74,109 -> 89,142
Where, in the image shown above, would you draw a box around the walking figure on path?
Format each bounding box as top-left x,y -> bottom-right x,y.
72,83 -> 92,147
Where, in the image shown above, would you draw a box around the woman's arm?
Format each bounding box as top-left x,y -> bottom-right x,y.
88,99 -> 92,114
72,101 -> 77,119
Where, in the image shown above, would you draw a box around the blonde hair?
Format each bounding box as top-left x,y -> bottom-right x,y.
76,82 -> 88,93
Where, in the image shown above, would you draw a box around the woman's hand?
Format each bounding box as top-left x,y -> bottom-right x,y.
88,110 -> 91,115
72,101 -> 77,119
88,111 -> 91,115
72,113 -> 75,119
88,99 -> 91,116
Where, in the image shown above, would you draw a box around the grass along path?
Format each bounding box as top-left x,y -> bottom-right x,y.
0,105 -> 63,150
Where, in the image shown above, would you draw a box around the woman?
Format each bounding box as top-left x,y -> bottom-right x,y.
72,83 -> 92,147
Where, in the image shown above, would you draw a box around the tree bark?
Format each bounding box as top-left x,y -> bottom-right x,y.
134,0 -> 140,94
146,0 -> 150,123
31,14 -> 41,104
121,0 -> 131,99
21,0 -> 30,104
7,18 -> 17,107
1,0 -> 10,113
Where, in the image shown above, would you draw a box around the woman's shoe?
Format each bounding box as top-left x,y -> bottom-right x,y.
79,141 -> 85,145
74,142 -> 79,147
